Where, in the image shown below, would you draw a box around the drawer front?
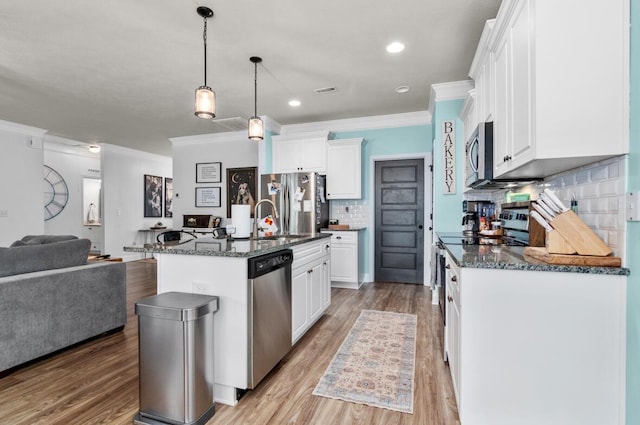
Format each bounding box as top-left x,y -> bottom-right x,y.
321,231 -> 356,245
292,239 -> 330,269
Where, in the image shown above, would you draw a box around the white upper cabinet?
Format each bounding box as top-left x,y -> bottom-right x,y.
272,131 -> 330,173
326,138 -> 363,199
472,0 -> 629,179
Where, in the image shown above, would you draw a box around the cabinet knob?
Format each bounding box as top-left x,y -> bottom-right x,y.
448,296 -> 453,303
451,276 -> 457,282
308,269 -> 313,274
325,244 -> 330,250
336,236 -> 342,239
445,264 -> 451,269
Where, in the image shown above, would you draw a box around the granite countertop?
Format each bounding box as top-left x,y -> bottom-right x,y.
438,235 -> 630,276
320,227 -> 366,232
124,233 -> 331,258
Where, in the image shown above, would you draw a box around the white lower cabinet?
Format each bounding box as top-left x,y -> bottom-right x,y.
81,225 -> 103,253
321,230 -> 363,289
444,254 -> 461,403
291,238 -> 331,344
444,252 -> 627,425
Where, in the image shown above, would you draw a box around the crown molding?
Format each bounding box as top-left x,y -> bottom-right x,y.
428,80 -> 474,117
0,119 -> 47,136
101,143 -> 171,160
170,115 -> 281,146
170,130 -> 256,146
279,111 -> 431,135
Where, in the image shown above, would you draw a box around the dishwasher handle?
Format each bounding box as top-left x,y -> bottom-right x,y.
247,249 -> 293,279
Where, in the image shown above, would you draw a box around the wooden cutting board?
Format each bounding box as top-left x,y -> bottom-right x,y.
523,247 -> 622,267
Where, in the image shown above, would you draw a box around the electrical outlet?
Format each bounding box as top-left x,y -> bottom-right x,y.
192,281 -> 214,294
627,192 -> 640,222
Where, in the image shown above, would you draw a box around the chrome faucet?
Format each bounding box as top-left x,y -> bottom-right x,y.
253,199 -> 279,237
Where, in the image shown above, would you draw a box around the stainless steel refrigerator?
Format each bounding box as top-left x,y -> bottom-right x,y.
260,172 -> 329,235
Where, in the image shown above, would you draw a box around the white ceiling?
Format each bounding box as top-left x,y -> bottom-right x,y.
0,0 -> 501,156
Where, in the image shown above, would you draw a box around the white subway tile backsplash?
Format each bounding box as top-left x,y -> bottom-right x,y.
597,180 -> 620,197
499,156 -> 627,257
575,170 -> 590,184
330,199 -> 369,228
590,165 -> 608,181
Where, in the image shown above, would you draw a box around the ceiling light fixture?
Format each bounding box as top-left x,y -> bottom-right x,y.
194,7 -> 215,119
248,56 -> 264,141
288,99 -> 301,107
386,41 -> 405,53
88,144 -> 101,153
395,85 -> 410,94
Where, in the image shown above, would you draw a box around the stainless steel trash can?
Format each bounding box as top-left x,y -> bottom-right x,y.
134,292 -> 219,425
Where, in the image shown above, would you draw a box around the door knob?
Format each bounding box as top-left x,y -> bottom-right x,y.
417,224 -> 423,230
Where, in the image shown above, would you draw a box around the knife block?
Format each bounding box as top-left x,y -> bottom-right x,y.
546,230 -> 576,254
548,210 -> 612,256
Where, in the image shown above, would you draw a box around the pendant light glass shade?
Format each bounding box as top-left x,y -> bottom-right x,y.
195,85 -> 215,119
248,56 -> 264,140
248,116 -> 264,140
195,7 -> 215,119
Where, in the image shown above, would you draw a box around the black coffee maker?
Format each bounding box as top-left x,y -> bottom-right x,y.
462,211 -> 479,235
462,200 -> 494,235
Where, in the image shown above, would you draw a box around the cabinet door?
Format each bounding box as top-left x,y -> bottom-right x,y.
509,0 -> 535,168
493,31 -> 511,177
322,258 -> 331,309
300,138 -> 327,172
309,262 -> 324,322
449,283 -> 461,403
273,138 -> 302,173
326,140 -> 362,199
330,243 -> 357,282
292,267 -> 310,342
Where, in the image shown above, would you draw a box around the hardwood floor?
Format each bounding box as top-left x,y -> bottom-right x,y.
0,260 -> 459,425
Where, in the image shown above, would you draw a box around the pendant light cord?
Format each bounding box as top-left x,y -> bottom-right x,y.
254,62 -> 258,116
202,17 -> 208,86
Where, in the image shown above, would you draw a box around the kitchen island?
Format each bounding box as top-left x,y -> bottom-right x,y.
438,236 -> 628,425
124,234 -> 332,406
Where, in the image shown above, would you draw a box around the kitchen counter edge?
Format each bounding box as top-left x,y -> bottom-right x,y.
123,233 -> 331,258
441,243 -> 630,276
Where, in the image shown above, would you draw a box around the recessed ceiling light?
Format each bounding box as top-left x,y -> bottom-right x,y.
386,42 -> 405,53
289,99 -> 301,107
88,144 -> 101,153
395,85 -> 410,94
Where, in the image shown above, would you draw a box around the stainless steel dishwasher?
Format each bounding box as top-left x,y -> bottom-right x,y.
247,249 -> 293,389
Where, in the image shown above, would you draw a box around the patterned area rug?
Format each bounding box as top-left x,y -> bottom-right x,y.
312,309 -> 417,414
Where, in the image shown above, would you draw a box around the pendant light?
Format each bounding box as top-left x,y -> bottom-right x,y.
248,56 -> 264,140
194,7 -> 215,119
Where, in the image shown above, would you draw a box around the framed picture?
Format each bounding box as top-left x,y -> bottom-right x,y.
227,167 -> 257,218
195,186 -> 221,207
144,174 -> 163,217
164,177 -> 173,217
196,162 -> 222,183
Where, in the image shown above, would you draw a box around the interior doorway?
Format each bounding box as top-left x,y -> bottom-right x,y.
374,158 -> 425,284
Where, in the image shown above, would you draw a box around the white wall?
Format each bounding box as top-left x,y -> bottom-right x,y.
0,123 -> 46,246
101,144 -> 172,261
43,138 -> 101,238
170,131 -> 259,228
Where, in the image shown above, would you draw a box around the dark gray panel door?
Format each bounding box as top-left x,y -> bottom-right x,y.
375,159 -> 424,284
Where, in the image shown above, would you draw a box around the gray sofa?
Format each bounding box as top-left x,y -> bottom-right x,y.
0,235 -> 127,373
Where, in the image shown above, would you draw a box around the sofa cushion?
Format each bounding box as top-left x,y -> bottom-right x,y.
19,235 -> 78,245
0,238 -> 90,278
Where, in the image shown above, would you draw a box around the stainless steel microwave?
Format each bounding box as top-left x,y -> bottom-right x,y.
465,122 -> 494,188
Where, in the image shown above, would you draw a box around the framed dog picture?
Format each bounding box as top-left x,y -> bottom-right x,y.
227,167 -> 257,218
